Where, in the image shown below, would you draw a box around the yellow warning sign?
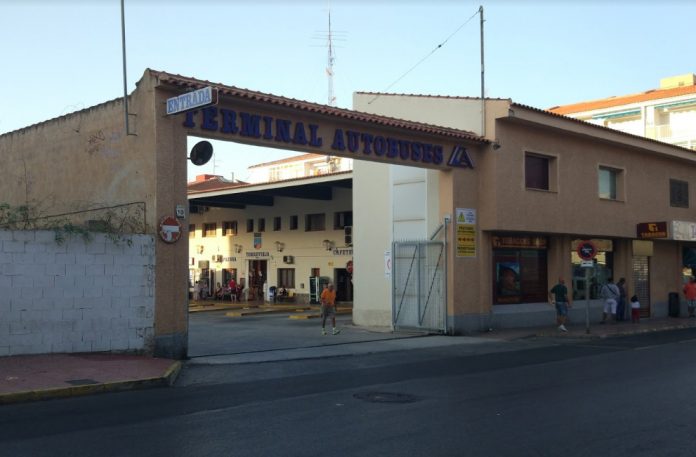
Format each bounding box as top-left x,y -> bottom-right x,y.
456,224 -> 476,257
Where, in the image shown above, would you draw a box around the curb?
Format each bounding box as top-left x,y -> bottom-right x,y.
0,361 -> 182,405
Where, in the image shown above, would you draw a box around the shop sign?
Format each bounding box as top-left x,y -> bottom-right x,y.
637,222 -> 668,239
333,248 -> 353,256
222,256 -> 236,262
166,86 -> 217,115
672,221 -> 696,241
492,236 -> 547,249
246,251 -> 270,258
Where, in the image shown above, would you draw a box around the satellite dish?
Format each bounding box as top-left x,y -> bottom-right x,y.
189,141 -> 213,166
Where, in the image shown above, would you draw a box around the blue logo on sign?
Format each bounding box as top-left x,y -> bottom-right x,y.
448,145 -> 474,168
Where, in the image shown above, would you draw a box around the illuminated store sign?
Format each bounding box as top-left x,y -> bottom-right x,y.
182,107 -> 474,169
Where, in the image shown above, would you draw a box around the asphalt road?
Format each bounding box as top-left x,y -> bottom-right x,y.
2,329 -> 696,457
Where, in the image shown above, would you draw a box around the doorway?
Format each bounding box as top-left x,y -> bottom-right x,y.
334,268 -> 353,303
632,255 -> 651,317
248,260 -> 268,301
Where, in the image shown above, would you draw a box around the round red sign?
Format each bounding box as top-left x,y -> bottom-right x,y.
159,216 -> 182,244
576,240 -> 598,261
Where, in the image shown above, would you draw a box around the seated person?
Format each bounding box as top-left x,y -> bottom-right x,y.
214,282 -> 224,300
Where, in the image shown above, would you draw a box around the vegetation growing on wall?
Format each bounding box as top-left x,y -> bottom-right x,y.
0,202 -> 147,246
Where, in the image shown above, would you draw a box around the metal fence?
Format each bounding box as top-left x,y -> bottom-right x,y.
392,240 -> 446,333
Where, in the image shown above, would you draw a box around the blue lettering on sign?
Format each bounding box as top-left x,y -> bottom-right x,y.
182,108 -> 471,169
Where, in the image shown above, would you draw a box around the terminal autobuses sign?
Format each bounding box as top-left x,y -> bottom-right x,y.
181,106 -> 475,169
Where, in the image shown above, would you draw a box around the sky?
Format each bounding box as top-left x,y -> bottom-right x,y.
1,0 -> 695,181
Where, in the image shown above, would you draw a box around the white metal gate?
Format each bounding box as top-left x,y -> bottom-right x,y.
392,240 -> 446,333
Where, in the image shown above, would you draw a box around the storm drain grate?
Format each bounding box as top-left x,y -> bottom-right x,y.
353,392 -> 420,404
65,378 -> 99,386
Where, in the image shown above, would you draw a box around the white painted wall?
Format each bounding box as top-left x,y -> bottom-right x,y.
0,230 -> 155,356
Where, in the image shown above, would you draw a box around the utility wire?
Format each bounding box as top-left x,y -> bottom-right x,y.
368,8 -> 480,104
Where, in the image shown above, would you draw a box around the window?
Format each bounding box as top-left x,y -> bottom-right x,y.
598,166 -> 623,200
202,223 -> 217,237
670,179 -> 689,208
189,224 -> 195,238
258,218 -> 265,232
273,216 -> 282,231
305,213 -> 325,231
289,215 -> 299,230
525,154 -> 549,190
492,238 -> 548,305
334,211 -> 353,229
246,219 -> 254,233
223,221 -> 238,236
278,268 -> 295,288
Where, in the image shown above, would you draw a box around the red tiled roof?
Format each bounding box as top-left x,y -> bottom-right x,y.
187,170 -> 352,195
150,70 -> 487,143
187,176 -> 246,193
548,84 -> 696,115
512,102 -> 695,153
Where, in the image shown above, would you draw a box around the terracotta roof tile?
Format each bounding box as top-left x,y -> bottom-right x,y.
548,84 -> 696,115
150,69 -> 487,144
187,170 -> 352,195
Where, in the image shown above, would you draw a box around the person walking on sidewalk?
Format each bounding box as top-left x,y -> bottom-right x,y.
321,283 -> 340,335
600,278 -> 620,324
549,277 -> 572,332
683,276 -> 696,318
616,278 -> 627,321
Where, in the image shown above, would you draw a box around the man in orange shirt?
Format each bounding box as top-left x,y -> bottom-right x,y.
683,276 -> 696,318
321,283 -> 340,335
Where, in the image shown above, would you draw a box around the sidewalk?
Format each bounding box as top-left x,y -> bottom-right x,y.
0,353 -> 181,405
2,316 -> 695,405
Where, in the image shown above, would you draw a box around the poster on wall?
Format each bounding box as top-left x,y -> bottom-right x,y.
496,261 -> 521,302
456,208 -> 476,258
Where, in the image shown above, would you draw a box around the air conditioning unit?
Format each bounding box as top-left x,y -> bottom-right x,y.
344,226 -> 352,246
213,255 -> 223,263
283,255 -> 294,264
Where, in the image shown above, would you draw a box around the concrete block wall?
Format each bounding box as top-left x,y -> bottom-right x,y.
0,230 -> 155,356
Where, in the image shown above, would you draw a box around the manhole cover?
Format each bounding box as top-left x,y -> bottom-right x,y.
353,392 -> 420,403
65,378 -> 99,386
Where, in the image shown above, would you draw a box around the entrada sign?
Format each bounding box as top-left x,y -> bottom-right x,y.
182,107 -> 474,169
166,87 -> 217,115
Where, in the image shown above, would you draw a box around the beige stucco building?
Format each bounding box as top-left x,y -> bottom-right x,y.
2,69 -> 696,358
353,93 -> 696,331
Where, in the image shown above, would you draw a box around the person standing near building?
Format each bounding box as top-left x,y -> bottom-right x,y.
549,277 -> 572,332
630,295 -> 641,323
683,276 -> 696,318
321,283 -> 340,335
616,278 -> 627,321
600,278 -> 620,324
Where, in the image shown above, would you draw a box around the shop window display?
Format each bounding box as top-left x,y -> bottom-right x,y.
493,236 -> 548,304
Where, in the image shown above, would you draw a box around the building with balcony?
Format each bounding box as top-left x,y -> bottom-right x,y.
548,73 -> 696,150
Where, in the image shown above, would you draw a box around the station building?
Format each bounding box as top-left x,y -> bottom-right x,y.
186,155 -> 355,304
2,68 -> 695,358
